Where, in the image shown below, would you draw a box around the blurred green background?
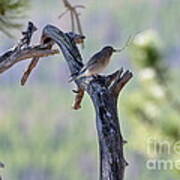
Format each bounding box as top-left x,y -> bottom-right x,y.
0,0 -> 180,179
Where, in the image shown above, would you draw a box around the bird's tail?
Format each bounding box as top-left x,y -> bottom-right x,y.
68,74 -> 79,82
68,70 -> 85,82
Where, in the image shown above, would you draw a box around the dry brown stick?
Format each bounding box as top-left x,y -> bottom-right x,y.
20,31 -> 85,86
20,48 -> 52,86
72,88 -> 84,110
20,33 -> 55,86
59,0 -> 85,39
70,11 -> 75,32
59,0 -> 85,48
58,9 -> 69,19
73,9 -> 83,36
21,57 -> 39,85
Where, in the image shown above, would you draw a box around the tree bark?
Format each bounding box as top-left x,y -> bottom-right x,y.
0,45 -> 59,74
41,25 -> 133,180
87,71 -> 131,180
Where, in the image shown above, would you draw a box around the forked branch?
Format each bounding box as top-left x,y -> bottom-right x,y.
59,0 -> 85,42
40,25 -> 133,180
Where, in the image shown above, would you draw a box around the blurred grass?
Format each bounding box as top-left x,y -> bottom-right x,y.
0,85 -> 98,180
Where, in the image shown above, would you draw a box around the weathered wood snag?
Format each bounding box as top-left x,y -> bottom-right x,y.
0,24 -> 132,180
41,25 -> 132,180
0,45 -> 59,74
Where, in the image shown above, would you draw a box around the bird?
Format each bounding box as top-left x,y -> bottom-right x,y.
69,46 -> 121,82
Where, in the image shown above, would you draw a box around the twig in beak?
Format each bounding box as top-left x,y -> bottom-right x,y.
114,31 -> 141,53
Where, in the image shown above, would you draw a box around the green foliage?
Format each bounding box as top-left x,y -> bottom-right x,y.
0,0 -> 27,37
122,29 -> 180,176
131,30 -> 162,68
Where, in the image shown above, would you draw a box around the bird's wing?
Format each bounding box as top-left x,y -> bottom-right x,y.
68,51 -> 102,82
79,65 -> 88,74
85,51 -> 102,69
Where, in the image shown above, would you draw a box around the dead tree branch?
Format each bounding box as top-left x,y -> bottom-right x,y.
72,88 -> 84,110
0,46 -> 59,74
20,29 -> 85,86
0,23 -> 84,87
59,0 -> 85,47
0,21 -> 59,74
41,24 -> 133,180
0,23 -> 133,180
0,162 -> 4,168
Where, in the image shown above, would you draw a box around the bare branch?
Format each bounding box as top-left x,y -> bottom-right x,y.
59,0 -> 85,47
110,70 -> 133,97
70,11 -> 75,32
105,68 -> 124,87
0,46 -> 59,74
20,57 -> 39,85
19,23 -> 85,86
74,5 -> 85,9
20,33 -> 55,86
72,88 -> 84,110
17,21 -> 37,50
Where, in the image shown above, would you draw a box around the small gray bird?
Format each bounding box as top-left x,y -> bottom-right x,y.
69,46 -> 121,82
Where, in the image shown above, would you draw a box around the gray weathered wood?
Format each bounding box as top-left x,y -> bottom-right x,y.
0,46 -> 59,73
41,25 -> 132,180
